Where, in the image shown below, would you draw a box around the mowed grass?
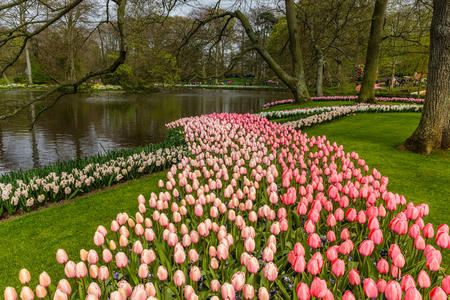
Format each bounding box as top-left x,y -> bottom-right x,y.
0,174 -> 163,291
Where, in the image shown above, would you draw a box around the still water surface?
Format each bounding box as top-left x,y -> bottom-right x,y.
0,89 -> 287,173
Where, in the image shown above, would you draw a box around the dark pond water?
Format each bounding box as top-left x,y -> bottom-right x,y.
0,89 -> 288,173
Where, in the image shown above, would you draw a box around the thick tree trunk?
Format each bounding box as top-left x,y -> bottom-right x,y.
358,0 -> 388,103
401,0 -> 449,154
284,0 -> 310,102
315,55 -> 324,96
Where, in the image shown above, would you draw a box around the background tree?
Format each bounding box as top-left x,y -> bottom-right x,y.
358,0 -> 389,103
400,0 -> 449,154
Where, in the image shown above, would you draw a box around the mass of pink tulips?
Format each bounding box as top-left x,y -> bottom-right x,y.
4,113 -> 449,300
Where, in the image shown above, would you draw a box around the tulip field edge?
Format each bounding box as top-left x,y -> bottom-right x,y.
2,112 -> 449,300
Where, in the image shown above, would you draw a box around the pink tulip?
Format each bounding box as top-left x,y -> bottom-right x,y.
57,279 -> 71,295
87,282 -> 101,298
363,278 -> 378,298
98,266 -> 109,281
430,287 -> 447,300
221,283 -> 235,300
348,269 -> 360,285
56,249 -> 68,264
173,270 -> 185,287
211,279 -> 221,292
138,264 -> 149,279
401,274 -> 416,292
231,271 -> 245,291
418,270 -> 431,288
258,287 -> 270,300
310,277 -> 327,298
19,268 -> 31,284
38,272 -> 51,288
4,287 -> 17,300
385,281 -> 402,300
263,262 -> 278,281
423,223 -> 434,239
189,266 -> 201,282
35,286 -> 47,299
296,282 -> 310,300
359,240 -> 374,256
404,288 -> 422,300
377,279 -> 387,293
75,262 -> 87,278
342,291 -> 355,300
243,284 -> 254,300
115,252 -> 128,268
307,233 -> 321,248
20,286 -> 34,300
331,259 -> 345,277
442,275 -> 450,294
64,261 -> 76,278
157,266 -> 168,281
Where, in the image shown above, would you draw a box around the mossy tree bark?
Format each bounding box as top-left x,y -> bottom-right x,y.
401,0 -> 449,154
358,0 -> 388,103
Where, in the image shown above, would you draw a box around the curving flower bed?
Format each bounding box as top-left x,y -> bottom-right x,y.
263,96 -> 424,110
4,113 -> 449,300
284,104 -> 423,129
260,103 -> 422,121
0,130 -> 187,217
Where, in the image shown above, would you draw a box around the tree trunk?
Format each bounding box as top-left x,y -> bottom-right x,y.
358,0 -> 388,103
233,1 -> 309,103
336,59 -> 343,89
401,0 -> 449,154
315,55 -> 324,96
284,0 -> 310,102
25,40 -> 33,85
389,57 -> 396,92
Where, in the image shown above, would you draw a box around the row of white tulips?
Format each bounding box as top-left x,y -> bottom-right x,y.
283,104 -> 423,129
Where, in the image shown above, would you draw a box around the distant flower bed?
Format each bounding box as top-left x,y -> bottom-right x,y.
89,83 -> 123,90
284,104 -> 423,129
263,96 -> 425,110
0,84 -> 49,90
263,99 -> 295,109
312,96 -> 424,104
261,104 -> 422,120
5,113 -> 448,300
0,130 -> 187,217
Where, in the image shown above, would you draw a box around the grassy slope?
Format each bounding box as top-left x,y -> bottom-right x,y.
0,174 -> 162,291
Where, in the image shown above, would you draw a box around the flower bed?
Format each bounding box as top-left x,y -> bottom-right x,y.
263,99 -> 295,109
284,104 -> 423,129
4,113 -> 449,300
0,129 -> 187,217
263,96 -> 425,110
261,103 -> 423,120
311,96 -> 425,104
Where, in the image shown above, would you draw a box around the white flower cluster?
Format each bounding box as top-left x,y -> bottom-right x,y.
0,146 -> 187,215
260,105 -> 344,120
283,104 -> 423,129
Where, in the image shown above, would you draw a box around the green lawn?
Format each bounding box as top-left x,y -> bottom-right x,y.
0,174 -> 163,291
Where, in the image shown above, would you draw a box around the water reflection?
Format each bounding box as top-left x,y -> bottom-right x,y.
0,89 -> 287,173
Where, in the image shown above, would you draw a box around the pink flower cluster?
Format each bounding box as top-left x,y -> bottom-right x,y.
263,99 -> 295,109
4,113 -> 449,300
